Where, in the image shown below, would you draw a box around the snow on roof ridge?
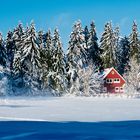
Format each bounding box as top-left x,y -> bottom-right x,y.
103,67 -> 126,82
103,67 -> 113,79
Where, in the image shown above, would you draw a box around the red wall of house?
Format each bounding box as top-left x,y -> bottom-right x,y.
104,69 -> 125,93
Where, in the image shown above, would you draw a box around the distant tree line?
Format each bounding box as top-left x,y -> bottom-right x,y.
0,20 -> 140,96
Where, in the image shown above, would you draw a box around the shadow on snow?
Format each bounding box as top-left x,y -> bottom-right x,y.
0,120 -> 140,140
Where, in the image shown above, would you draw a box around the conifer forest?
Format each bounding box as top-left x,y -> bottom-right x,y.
0,20 -> 140,96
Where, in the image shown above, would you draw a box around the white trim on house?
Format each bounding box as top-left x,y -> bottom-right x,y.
106,78 -> 113,83
114,78 -> 120,83
103,67 -> 126,83
120,87 -> 124,92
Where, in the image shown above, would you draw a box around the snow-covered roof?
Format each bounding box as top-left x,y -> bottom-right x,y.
98,68 -> 112,79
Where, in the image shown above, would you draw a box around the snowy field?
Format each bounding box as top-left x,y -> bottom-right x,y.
1,96 -> 140,139
1,96 -> 140,122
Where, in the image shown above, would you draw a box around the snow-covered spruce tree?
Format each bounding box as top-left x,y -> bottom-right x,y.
100,22 -> 118,68
20,22 -> 41,95
83,25 -> 90,49
129,21 -> 140,63
37,30 -> 47,90
6,28 -> 20,95
39,29 -> 54,90
124,59 -> 140,94
66,20 -> 87,94
48,29 -> 67,95
0,33 -> 8,96
44,30 -> 55,72
117,37 -> 130,75
12,23 -> 25,72
11,23 -> 27,94
6,31 -> 16,70
114,26 -> 120,68
37,30 -> 44,48
0,33 -> 7,67
87,21 -> 101,68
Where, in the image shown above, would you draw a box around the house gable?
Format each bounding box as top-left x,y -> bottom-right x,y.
104,67 -> 125,87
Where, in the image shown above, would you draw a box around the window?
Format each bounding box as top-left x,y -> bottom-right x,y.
114,78 -> 120,83
106,79 -> 113,83
106,79 -> 109,83
120,87 -> 124,92
115,87 -> 119,92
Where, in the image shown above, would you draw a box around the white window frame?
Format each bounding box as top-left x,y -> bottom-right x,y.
106,79 -> 113,83
114,78 -> 120,83
115,87 -> 120,92
120,87 -> 124,92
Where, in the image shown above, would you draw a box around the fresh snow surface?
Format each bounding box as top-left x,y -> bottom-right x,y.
0,96 -> 140,122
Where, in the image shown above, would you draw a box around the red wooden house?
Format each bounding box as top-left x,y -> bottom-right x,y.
99,67 -> 126,93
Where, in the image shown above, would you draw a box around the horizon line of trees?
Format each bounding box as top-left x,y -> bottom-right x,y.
0,20 -> 140,96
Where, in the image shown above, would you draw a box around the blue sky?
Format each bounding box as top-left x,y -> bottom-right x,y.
0,0 -> 140,50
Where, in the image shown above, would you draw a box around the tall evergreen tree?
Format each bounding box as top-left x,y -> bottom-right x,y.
67,20 -> 87,69
49,29 -> 67,95
100,22 -> 117,68
39,30 -> 54,89
6,31 -> 15,69
117,37 -> 130,75
20,22 -> 41,94
12,23 -> 26,93
84,25 -> 90,49
0,33 -> 7,67
66,21 -> 87,93
129,21 -> 140,62
87,21 -> 101,68
37,30 -> 44,48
